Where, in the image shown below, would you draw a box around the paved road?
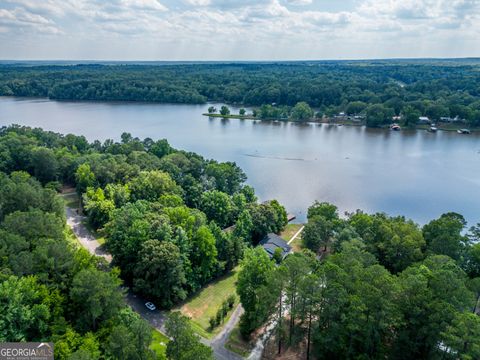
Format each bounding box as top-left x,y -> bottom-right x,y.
210,305 -> 244,360
64,202 -> 244,359
125,291 -> 169,333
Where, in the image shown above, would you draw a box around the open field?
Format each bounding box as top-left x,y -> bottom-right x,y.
177,267 -> 239,339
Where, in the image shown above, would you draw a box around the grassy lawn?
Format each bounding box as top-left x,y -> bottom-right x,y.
279,223 -> 304,242
150,329 -> 169,360
290,235 -> 304,252
279,223 -> 304,252
177,267 -> 239,339
225,322 -> 254,357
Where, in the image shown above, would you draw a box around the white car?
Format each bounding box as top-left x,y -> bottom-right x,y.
145,302 -> 156,311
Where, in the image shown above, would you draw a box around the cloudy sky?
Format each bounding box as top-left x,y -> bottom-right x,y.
0,0 -> 479,60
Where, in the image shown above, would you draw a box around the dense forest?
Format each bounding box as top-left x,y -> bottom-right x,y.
1,124 -> 480,359
1,60 -> 480,127
237,202 -> 480,360
0,124 -> 287,359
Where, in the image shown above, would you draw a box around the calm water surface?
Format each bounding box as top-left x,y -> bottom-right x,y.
1,96 -> 479,225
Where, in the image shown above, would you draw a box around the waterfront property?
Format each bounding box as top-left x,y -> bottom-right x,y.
1,97 -> 480,226
260,233 -> 292,260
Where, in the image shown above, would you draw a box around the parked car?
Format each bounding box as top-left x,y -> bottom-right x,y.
145,302 -> 156,311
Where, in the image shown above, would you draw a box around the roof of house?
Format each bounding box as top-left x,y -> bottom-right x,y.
259,233 -> 292,259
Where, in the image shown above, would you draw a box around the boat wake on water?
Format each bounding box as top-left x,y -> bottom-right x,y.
243,153 -> 309,161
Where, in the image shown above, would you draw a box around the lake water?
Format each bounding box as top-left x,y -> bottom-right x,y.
1,96 -> 479,225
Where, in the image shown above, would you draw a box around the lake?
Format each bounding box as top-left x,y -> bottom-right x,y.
1,96 -> 479,225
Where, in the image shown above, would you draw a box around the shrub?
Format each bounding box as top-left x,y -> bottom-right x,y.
209,316 -> 217,329
221,301 -> 229,317
227,295 -> 236,309
216,311 -> 223,324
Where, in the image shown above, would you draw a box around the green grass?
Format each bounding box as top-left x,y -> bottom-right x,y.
150,329 -> 169,360
279,224 -> 304,252
64,226 -> 80,247
177,267 -> 239,339
279,223 -> 304,242
225,323 -> 253,357
290,236 -> 304,252
96,236 -> 106,245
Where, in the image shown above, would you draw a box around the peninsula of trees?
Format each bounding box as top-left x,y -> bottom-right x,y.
1,60 -> 480,128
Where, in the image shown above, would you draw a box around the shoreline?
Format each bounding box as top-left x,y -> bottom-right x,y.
203,113 -> 478,133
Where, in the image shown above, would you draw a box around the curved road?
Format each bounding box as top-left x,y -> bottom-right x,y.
64,199 -> 243,360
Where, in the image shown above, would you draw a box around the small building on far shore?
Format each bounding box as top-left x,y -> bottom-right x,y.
260,233 -> 292,260
440,116 -> 464,123
418,116 -> 431,124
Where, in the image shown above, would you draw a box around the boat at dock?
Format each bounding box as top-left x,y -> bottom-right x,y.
457,129 -> 471,134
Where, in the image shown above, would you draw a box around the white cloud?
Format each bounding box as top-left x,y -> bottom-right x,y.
0,0 -> 479,59
285,0 -> 312,5
183,0 -> 211,6
122,0 -> 168,11
0,6 -> 62,34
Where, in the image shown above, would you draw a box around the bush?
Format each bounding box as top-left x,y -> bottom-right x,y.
221,301 -> 229,317
209,316 -> 217,329
216,311 -> 223,325
45,181 -> 62,192
227,295 -> 236,309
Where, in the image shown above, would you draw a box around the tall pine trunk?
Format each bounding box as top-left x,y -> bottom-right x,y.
306,311 -> 312,360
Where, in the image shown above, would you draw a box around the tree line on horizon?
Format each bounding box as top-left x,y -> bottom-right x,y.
1,62 -> 480,127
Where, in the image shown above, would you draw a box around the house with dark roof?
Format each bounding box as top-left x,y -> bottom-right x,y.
259,233 -> 292,260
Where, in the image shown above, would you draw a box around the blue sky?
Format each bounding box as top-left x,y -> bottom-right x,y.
0,0 -> 479,60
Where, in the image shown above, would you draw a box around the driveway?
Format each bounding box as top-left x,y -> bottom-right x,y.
125,291 -> 169,334
64,201 -> 245,359
210,305 -> 244,360
65,206 -> 112,262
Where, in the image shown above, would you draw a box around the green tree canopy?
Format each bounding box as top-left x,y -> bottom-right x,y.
133,240 -> 187,308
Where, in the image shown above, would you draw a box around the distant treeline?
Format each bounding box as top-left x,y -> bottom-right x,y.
1,61 -> 480,127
